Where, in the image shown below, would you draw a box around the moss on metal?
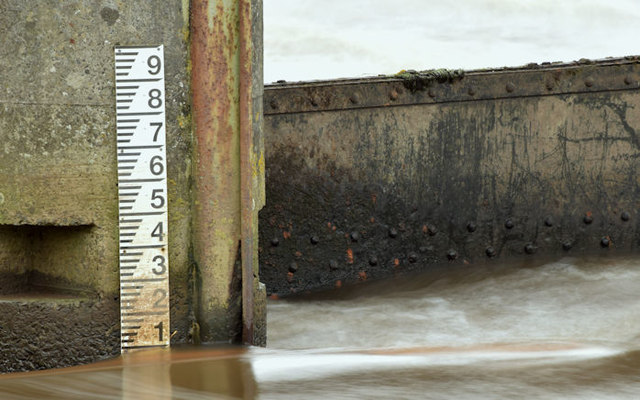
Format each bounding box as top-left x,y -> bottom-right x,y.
394,68 -> 465,92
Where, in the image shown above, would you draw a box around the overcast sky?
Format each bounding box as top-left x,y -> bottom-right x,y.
264,0 -> 640,83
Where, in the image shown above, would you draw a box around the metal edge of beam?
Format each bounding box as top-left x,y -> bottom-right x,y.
264,57 -> 640,115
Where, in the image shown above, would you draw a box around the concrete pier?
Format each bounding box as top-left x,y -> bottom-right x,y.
0,0 -> 265,372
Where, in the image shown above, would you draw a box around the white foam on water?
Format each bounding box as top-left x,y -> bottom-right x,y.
250,344 -> 624,383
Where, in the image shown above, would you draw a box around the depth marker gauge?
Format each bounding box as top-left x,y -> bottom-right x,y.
115,45 -> 170,351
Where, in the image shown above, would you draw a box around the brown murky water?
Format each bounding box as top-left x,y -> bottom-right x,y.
2,256 -> 640,399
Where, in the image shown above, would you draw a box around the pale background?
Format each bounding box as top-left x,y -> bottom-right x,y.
264,0 -> 640,83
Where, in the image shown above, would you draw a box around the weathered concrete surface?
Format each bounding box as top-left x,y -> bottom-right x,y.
0,296 -> 119,373
0,0 -> 192,371
260,59 -> 640,296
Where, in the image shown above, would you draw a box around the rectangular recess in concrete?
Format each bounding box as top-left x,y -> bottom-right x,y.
0,224 -> 96,297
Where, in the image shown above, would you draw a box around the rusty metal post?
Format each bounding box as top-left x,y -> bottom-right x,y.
190,0 -> 265,345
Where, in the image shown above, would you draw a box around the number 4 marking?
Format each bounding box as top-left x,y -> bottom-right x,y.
152,221 -> 164,241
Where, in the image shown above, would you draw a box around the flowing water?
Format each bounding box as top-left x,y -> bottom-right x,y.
2,256 -> 640,399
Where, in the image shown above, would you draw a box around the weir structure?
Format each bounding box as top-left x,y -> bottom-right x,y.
260,58 -> 640,295
0,0 -> 265,372
2,0 -> 640,373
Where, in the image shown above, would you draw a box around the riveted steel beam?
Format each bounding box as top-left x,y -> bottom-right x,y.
260,56 -> 640,296
265,57 -> 640,115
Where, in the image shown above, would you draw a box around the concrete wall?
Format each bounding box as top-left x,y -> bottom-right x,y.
260,59 -> 640,296
0,0 -> 193,371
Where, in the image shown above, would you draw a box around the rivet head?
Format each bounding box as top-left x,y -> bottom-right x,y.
447,249 -> 458,260
485,246 -> 496,257
585,77 -> 594,87
368,256 -> 378,266
621,211 -> 631,222
311,96 -> 320,107
310,235 -> 319,245
350,232 -> 360,242
389,228 -> 398,238
428,89 -> 435,98
390,90 -> 399,100
544,216 -> 554,227
329,260 -> 339,271
562,241 -> 572,251
419,245 -> 434,253
524,243 -> 536,254
467,87 -> 476,96
427,224 -> 438,236
408,252 -> 418,263
271,237 -> 280,247
349,93 -> 361,104
0,192 -> 4,205
288,262 -> 298,273
624,76 -> 633,85
269,99 -> 279,110
466,222 -> 477,233
546,81 -> 554,91
505,219 -> 514,229
600,236 -> 610,248
583,214 -> 593,224
506,82 -> 515,93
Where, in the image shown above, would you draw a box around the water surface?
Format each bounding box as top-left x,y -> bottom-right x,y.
2,256 -> 640,399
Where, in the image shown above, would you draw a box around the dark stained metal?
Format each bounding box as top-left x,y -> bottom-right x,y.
259,57 -> 640,296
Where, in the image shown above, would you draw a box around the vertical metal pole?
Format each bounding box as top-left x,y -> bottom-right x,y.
190,0 -> 264,344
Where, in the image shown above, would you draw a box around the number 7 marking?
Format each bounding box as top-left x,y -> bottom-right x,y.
150,122 -> 163,142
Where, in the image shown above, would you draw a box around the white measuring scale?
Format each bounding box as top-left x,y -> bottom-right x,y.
115,45 -> 170,351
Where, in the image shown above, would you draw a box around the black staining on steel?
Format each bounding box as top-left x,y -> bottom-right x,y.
259,58 -> 640,296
